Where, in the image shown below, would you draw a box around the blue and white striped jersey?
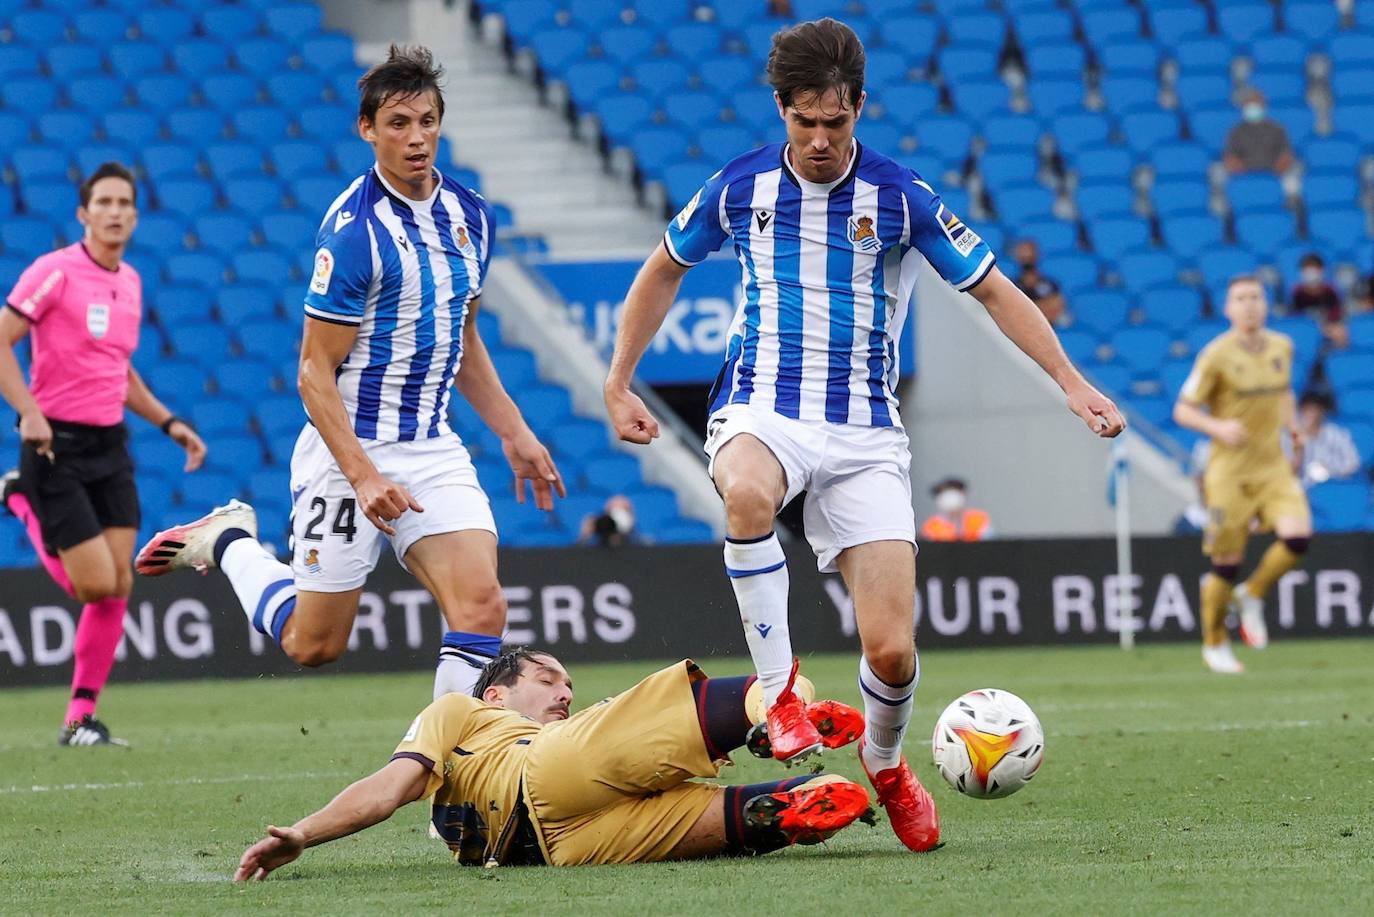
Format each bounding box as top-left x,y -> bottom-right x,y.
304,167 -> 492,442
666,141 -> 995,427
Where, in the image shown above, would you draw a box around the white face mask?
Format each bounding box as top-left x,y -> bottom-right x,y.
935,489 -> 966,514
1301,267 -> 1324,285
608,506 -> 635,532
1242,102 -> 1265,122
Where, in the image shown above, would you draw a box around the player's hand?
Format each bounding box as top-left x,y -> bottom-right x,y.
234,824 -> 306,881
605,386 -> 660,445
19,410 -> 54,461
353,470 -> 423,536
1065,380 -> 1126,438
1213,419 -> 1249,448
168,420 -> 207,472
502,428 -> 566,511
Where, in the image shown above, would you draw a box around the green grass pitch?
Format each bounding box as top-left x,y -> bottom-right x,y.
2,639 -> 1371,915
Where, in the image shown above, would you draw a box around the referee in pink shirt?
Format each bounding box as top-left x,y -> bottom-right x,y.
0,163 -> 207,746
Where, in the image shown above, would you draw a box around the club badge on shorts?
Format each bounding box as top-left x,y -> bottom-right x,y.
86,303 -> 110,339
304,548 -> 322,575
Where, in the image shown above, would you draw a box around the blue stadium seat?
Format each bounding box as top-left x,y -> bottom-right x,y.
1057,328 -> 1102,365
193,212 -> 255,256
109,40 -> 168,80
1148,141 -> 1210,179
515,384 -> 573,430
232,105 -> 291,141
200,72 -> 261,112
499,0 -> 557,38
865,49 -> 910,88
204,142 -> 264,180
235,317 -> 295,365
1140,287 -> 1203,331
1074,146 -> 1134,183
302,33 -> 356,72
1120,110 -> 1181,154
1217,2 -> 1275,42
142,360 -> 207,403
664,90 -> 724,126
631,57 -> 692,96
663,160 -> 714,208
165,251 -> 225,286
1148,4 -> 1208,46
139,143 -> 197,180
1175,73 -> 1233,110
1308,481 -> 1368,531
1196,246 -> 1258,290
528,27 -> 586,71
1234,211 -> 1296,256
1308,209 -> 1366,258
201,4 -> 261,41
1284,0 -> 1341,42
179,470 -> 244,512
595,93 -> 654,142
665,23 -> 724,61
266,71 -> 328,107
1,218 -> 57,261
632,126 -> 692,174
1347,315 -> 1374,352
166,108 -> 227,144
217,358 -> 281,401
1087,361 -> 1132,397
883,15 -> 941,62
911,116 -> 974,165
20,180 -> 78,225
1267,104 -> 1314,148
697,55 -> 756,97
1226,173 -> 1288,213
946,10 -> 1008,50
598,25 -> 656,65
1052,113 -> 1111,158
995,185 -> 1056,221
133,213 -> 188,252
290,176 -> 342,215
1025,42 -> 1086,78
1076,183 -> 1135,221
1338,386 -> 1374,421
1072,292 -> 1131,336
1101,76 -> 1158,113
156,177 -> 217,219
265,3 -> 323,42
1331,103 -> 1374,147
1109,326 -> 1173,374
235,37 -> 292,73
564,59 -> 621,103
1041,253 -> 1100,294
269,141 -> 329,180
10,8 -> 66,45
938,46 -> 999,83
256,395 -> 306,441
222,177 -> 285,218
1160,359 -> 1195,397
979,150 -> 1038,188
1089,217 -> 1151,260
218,284 -> 280,324
3,76 -> 60,115
0,44 -> 39,81
1082,8 -> 1142,45
979,114 -> 1041,151
233,249 -> 292,286
139,7 -> 196,44
949,80 -> 1010,119
1326,351 -> 1374,390
70,9 -> 127,44
48,45 -> 104,83
261,211 -> 315,252
1160,212 -> 1223,252
331,139 -> 373,177
296,103 -> 354,141
583,452 -> 644,491
1151,179 -> 1209,216
1304,136 -> 1362,173
1116,250 -> 1181,292
697,125 -> 756,158
12,146 -> 71,184
168,320 -> 233,367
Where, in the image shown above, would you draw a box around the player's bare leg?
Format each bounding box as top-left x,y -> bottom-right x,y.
1234,515 -> 1312,650
279,590 -> 364,666
405,529 -> 506,698
711,435 -> 821,762
838,539 -> 939,851
57,526 -> 135,745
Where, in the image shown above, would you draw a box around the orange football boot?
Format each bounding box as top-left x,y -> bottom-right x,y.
743,775 -> 872,846
763,658 -> 824,764
859,737 -> 941,852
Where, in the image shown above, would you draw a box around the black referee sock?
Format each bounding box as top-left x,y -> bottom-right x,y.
689,675 -> 757,759
721,776 -> 815,856
212,527 -> 252,567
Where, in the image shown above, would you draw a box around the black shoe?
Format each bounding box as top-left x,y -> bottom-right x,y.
58,714 -> 129,747
1,468 -> 18,516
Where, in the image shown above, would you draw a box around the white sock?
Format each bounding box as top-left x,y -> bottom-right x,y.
859,654 -> 917,773
724,533 -> 793,707
220,537 -> 297,644
434,631 -> 502,700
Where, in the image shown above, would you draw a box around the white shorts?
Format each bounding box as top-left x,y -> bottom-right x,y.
288,425 -> 497,592
703,404 -> 916,573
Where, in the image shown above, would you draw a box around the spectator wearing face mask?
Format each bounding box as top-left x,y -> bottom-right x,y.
919,478 -> 993,542
1223,90 -> 1295,175
579,494 -> 640,547
1290,253 -> 1349,348
1012,239 -> 1068,326
1291,391 -> 1360,488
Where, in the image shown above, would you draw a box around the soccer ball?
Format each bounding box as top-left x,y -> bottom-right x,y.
931,688 -> 1044,799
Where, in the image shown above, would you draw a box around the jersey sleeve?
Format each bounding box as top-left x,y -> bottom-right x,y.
474,193 -> 496,290
902,178 -> 996,292
5,254 -> 67,324
391,694 -> 486,800
1179,345 -> 1220,406
663,170 -> 731,267
303,215 -> 374,325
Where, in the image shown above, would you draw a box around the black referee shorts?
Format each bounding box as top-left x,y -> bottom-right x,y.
17,418 -> 140,553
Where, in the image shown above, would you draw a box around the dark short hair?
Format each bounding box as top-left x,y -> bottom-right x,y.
1299,252 -> 1325,269
1300,390 -> 1334,412
79,162 -> 136,208
357,43 -> 445,124
767,18 -> 865,110
472,647 -> 551,699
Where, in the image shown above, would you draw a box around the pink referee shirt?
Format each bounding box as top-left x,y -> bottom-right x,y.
6,243 -> 142,427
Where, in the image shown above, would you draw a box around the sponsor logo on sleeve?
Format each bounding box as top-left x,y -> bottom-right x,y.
403,715 -> 421,742
17,268 -> 64,316
937,203 -> 982,258
86,303 -> 110,339
309,249 -> 334,296
675,188 -> 703,231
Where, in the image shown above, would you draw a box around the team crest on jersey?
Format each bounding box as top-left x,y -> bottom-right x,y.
847,214 -> 881,253
452,223 -> 475,255
86,303 -> 110,339
304,548 -> 321,575
675,188 -> 702,231
937,203 -> 982,257
310,248 -> 334,296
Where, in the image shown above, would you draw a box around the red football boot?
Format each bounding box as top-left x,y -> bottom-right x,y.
763,659 -> 824,764
859,737 -> 941,852
747,699 -> 865,759
743,775 -> 872,847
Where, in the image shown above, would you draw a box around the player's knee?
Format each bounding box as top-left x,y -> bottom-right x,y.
719,479 -> 776,532
454,582 -> 506,634
1282,536 -> 1311,555
283,634 -> 346,668
112,567 -> 134,599
863,641 -> 916,686
72,573 -> 119,603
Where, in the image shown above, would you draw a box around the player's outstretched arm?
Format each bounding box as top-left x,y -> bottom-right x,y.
300,316 -> 423,535
968,267 -> 1125,438
234,758 -> 430,881
604,245 -> 690,444
125,366 -> 206,471
455,299 -> 565,510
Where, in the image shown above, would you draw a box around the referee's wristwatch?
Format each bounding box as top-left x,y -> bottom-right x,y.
161,415 -> 188,435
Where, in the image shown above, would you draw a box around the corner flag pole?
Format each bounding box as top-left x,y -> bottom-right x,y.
1112,435 -> 1135,650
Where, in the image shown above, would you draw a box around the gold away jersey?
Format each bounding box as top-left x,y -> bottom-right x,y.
1180,330 -> 1295,480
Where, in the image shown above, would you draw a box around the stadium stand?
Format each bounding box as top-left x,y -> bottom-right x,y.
0,0 -> 711,568
476,0 -> 1374,532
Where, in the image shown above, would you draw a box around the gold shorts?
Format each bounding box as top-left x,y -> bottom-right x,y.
1203,467 -> 1310,557
523,660 -> 723,866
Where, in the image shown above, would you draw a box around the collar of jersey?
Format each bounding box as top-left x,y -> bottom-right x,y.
780,140 -> 861,194
78,242 -> 123,274
372,163 -> 445,211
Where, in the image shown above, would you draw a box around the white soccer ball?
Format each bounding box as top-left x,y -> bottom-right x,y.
931,688 -> 1044,799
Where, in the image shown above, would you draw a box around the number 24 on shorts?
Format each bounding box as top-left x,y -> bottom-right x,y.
300,497 -> 359,543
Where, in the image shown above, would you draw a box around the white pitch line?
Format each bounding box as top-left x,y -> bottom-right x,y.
1050,719 -> 1324,739
0,769 -> 354,796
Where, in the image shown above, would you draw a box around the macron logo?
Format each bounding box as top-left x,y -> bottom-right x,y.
755,623 -> 772,639
334,210 -> 355,232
